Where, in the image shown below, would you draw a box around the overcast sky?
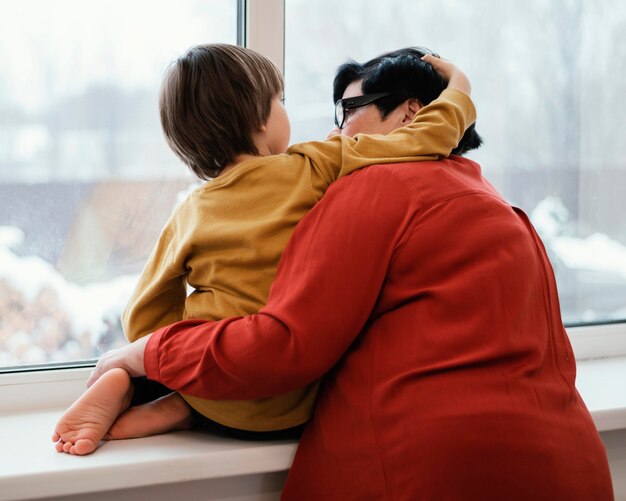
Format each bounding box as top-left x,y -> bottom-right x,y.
0,0 -> 236,112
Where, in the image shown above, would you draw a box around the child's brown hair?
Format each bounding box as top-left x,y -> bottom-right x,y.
159,44 -> 284,179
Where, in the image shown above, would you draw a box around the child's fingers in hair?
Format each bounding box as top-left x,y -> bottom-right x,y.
421,54 -> 457,80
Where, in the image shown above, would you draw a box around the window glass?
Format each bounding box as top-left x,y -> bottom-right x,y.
0,0 -> 237,368
285,0 -> 626,326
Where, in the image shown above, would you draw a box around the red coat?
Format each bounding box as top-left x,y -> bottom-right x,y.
145,157 -> 613,500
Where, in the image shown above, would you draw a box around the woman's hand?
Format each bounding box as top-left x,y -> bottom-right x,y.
86,334 -> 151,387
421,54 -> 471,96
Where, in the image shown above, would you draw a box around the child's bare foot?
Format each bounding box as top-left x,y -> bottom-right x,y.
104,392 -> 194,440
52,368 -> 133,455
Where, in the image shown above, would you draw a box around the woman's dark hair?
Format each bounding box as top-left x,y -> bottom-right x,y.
160,44 -> 284,179
333,47 -> 482,155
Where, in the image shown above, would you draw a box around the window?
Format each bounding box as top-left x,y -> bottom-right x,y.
2,0 -> 625,371
0,0 -> 237,368
285,0 -> 626,327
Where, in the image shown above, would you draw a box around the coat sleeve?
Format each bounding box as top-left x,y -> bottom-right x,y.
287,89 -> 475,186
144,168 -> 416,400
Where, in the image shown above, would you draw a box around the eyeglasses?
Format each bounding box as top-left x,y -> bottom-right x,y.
334,92 -> 390,129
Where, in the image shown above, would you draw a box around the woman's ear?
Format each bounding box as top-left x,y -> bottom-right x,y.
400,99 -> 423,124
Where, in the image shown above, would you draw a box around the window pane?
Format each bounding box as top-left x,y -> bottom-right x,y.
0,0 -> 237,368
285,0 -> 626,326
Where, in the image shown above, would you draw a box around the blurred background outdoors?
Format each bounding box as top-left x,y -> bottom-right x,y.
1,0 -> 625,367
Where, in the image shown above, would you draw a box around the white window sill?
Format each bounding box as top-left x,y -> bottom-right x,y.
1,357 -> 625,501
0,409 -> 297,500
572,356 -> 626,432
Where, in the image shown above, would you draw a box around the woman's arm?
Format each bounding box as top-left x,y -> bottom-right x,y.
139,167 -> 416,400
88,166 -> 415,392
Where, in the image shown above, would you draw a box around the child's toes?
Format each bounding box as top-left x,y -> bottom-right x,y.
62,441 -> 73,453
54,440 -> 65,453
72,438 -> 97,456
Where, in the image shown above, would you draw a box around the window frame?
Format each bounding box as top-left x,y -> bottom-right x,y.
1,0 -> 624,380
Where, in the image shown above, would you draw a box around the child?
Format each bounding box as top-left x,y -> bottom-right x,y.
52,44 -> 475,455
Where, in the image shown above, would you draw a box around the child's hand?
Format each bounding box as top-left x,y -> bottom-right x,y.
421,54 -> 471,96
